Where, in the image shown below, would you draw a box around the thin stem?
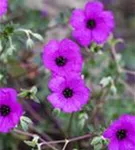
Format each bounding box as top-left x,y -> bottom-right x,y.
14,129 -> 92,150
110,43 -> 135,98
14,128 -> 34,137
0,39 -> 8,56
23,101 -> 43,122
110,43 -> 135,76
13,129 -> 59,150
41,133 -> 92,146
29,125 -> 53,141
43,103 -> 66,137
67,113 -> 74,137
111,45 -> 121,73
62,140 -> 69,150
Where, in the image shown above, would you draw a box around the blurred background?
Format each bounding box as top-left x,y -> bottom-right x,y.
0,0 -> 135,149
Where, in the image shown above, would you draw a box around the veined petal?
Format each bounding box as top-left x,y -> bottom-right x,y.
72,29 -> 91,46
84,1 -> 104,18
70,9 -> 86,29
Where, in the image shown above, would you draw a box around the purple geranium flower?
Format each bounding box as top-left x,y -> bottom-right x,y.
47,74 -> 90,113
0,88 -> 23,133
0,0 -> 8,18
70,1 -> 114,46
103,114 -> 135,150
42,38 -> 83,76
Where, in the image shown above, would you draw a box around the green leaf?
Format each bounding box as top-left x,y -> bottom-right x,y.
78,113 -> 88,129
24,140 -> 36,147
91,136 -> 102,146
30,86 -> 38,94
91,136 -> 108,150
20,116 -> 33,131
94,143 -> 103,150
26,38 -> 34,49
21,120 -> 29,131
24,135 -> 39,148
90,43 -> 103,53
32,33 -> 44,42
22,116 -> 33,124
52,108 -> 61,117
108,34 -> 124,47
100,76 -> 112,88
110,84 -> 117,95
19,86 -> 40,103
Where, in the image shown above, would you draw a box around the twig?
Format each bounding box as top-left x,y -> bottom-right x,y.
67,113 -> 74,137
110,43 -> 135,98
13,129 -> 59,150
110,44 -> 121,73
29,125 -> 53,141
14,129 -> 92,150
41,133 -> 92,150
23,101 -> 43,122
43,103 -> 66,137
110,43 -> 135,76
62,140 -> 69,150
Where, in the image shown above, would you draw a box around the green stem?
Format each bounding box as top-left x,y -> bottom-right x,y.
67,113 -> 74,137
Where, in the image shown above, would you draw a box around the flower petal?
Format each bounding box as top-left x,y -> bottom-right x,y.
92,24 -> 109,44
75,87 -> 90,105
0,0 -> 8,17
59,38 -> 81,53
84,1 -> 103,18
72,29 -> 91,46
62,99 -> 81,113
70,9 -> 85,29
42,39 -> 83,75
42,40 -> 59,69
0,88 -> 17,103
100,11 -> 115,31
108,140 -> 119,150
48,76 -> 65,92
47,93 -> 65,109
119,140 -> 135,150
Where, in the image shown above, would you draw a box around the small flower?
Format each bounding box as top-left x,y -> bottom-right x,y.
0,0 -> 8,18
0,88 -> 23,133
42,38 -> 83,76
47,74 -> 90,113
70,1 -> 114,46
103,114 -> 135,150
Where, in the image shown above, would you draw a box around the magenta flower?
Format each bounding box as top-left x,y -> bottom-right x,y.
42,38 -> 83,76
70,1 -> 114,46
47,74 -> 90,113
103,114 -> 135,150
0,0 -> 8,18
0,88 -> 23,133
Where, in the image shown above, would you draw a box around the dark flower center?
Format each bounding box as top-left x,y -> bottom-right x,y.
55,56 -> 67,67
0,105 -> 11,116
116,129 -> 127,140
63,88 -> 73,98
86,19 -> 96,29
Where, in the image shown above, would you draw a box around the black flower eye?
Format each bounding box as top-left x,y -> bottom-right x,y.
63,88 -> 73,98
86,19 -> 96,29
0,105 -> 11,116
55,56 -> 67,67
116,129 -> 127,140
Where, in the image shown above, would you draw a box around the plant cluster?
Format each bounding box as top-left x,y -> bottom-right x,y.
0,0 -> 135,150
